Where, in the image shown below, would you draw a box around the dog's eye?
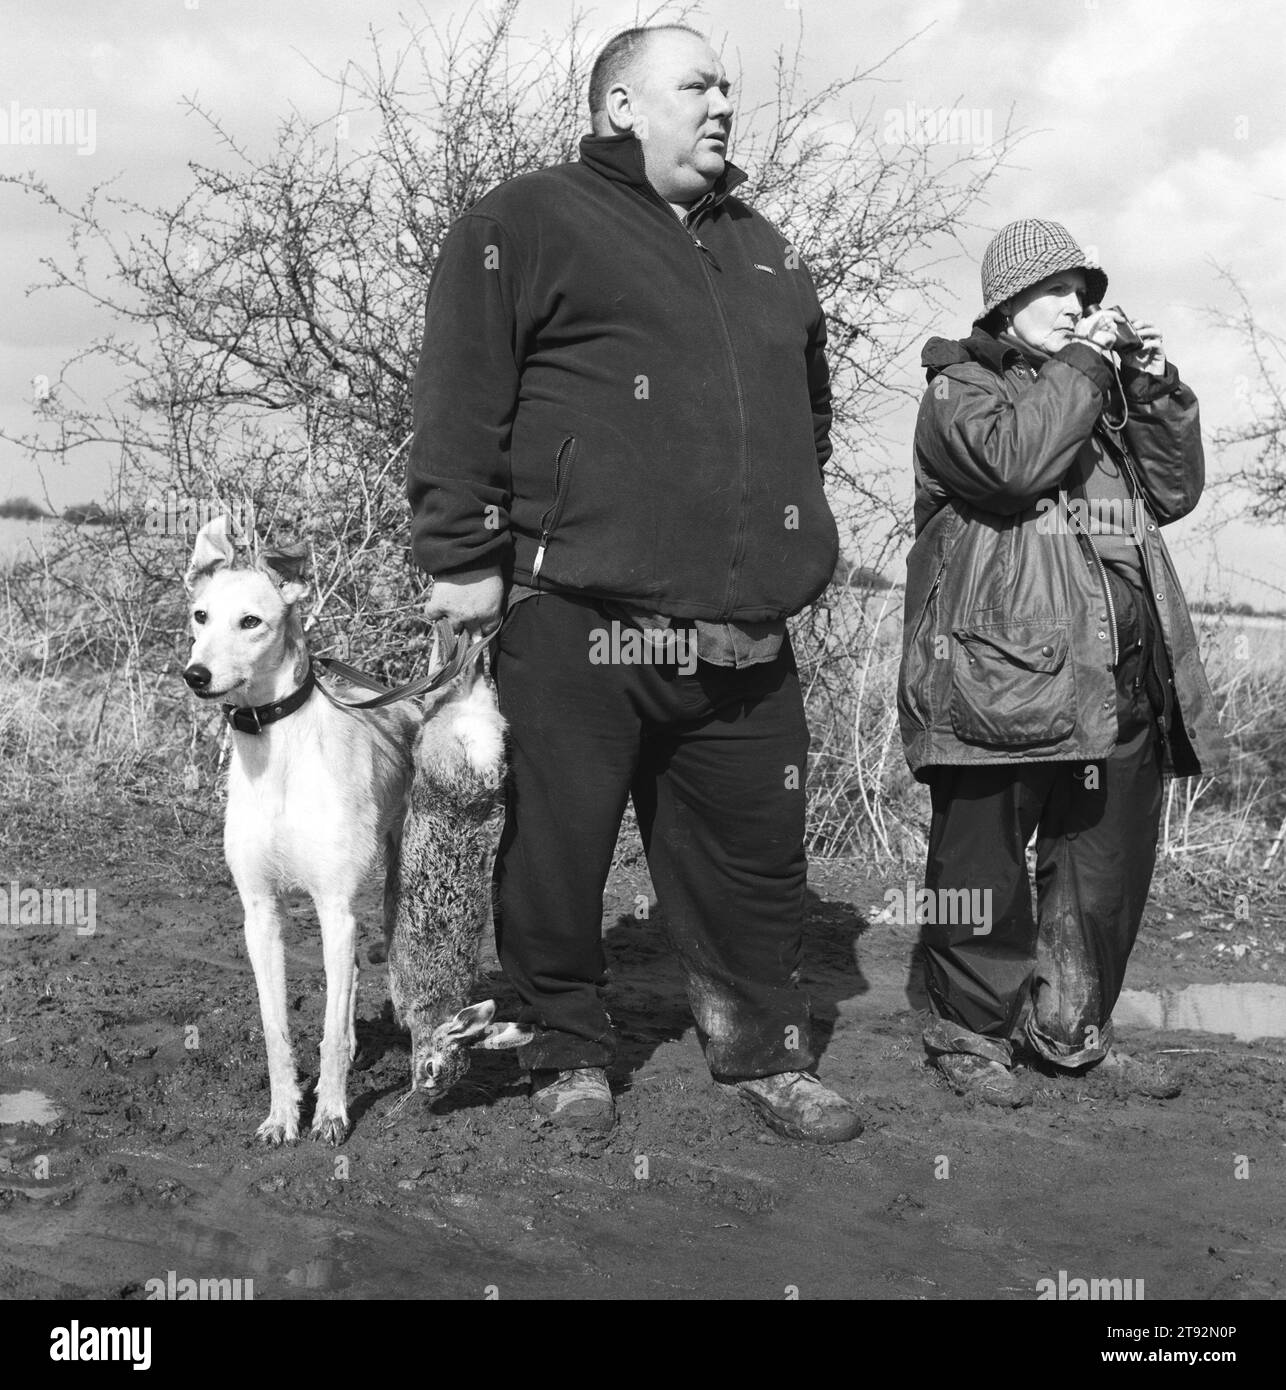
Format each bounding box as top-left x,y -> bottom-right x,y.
193,610 -> 207,625
239,615 -> 262,630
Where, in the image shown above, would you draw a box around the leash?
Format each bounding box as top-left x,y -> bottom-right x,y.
221,617 -> 501,734
313,616 -> 501,711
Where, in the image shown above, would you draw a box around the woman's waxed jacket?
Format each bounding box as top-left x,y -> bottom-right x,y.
898,327 -> 1227,781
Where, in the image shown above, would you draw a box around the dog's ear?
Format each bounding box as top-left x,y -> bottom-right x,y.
185,515 -> 236,592
258,542 -> 309,607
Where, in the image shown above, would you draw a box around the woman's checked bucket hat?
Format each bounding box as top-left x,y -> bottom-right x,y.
979,218 -> 1108,317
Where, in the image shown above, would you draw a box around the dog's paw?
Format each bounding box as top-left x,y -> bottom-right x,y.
256,1114 -> 299,1146
310,1112 -> 350,1147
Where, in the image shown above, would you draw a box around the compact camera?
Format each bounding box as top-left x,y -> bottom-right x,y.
1095,304 -> 1144,353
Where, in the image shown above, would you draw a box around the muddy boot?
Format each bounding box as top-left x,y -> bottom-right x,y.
530,1067 -> 615,1133
923,1017 -> 1028,1107
1087,1050 -> 1180,1099
721,1072 -> 864,1143
932,1051 -> 1030,1107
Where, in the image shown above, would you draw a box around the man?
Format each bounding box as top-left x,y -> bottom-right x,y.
898,219 -> 1227,1105
407,24 -> 861,1142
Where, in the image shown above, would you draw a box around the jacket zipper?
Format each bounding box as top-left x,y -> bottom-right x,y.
532,435 -> 578,584
637,187 -> 749,613
1086,538 -> 1120,668
682,214 -> 749,612
1062,491 -> 1120,668
704,257 -> 751,613
685,226 -> 722,270
1110,434 -> 1173,738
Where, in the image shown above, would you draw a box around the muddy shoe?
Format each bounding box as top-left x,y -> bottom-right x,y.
723,1071 -> 864,1144
933,1051 -> 1029,1108
530,1067 -> 615,1133
1092,1050 -> 1181,1100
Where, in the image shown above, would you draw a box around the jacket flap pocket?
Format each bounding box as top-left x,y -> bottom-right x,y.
953,625 -> 1068,674
949,622 -> 1075,748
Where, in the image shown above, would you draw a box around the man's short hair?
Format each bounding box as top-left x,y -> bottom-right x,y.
587,24 -> 705,119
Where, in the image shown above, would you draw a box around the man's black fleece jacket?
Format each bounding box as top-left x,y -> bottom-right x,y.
407,132 -> 840,623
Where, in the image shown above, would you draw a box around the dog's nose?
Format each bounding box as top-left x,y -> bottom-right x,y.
183,663 -> 212,691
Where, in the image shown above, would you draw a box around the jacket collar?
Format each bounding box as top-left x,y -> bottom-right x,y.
577,132 -> 748,206
920,327 -> 1020,380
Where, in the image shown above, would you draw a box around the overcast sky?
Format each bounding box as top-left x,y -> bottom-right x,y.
1,0 -> 1281,604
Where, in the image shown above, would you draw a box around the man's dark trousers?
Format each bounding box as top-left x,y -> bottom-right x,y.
921,574 -> 1167,1067
492,592 -> 816,1079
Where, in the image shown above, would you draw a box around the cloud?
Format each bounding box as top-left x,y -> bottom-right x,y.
0,0 -> 1280,603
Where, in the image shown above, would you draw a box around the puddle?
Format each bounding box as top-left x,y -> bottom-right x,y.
1116,984 -> 1286,1041
0,1090 -> 61,1126
285,1257 -> 347,1291
165,1218 -> 353,1293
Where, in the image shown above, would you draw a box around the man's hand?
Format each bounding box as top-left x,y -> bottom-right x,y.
1121,319 -> 1166,376
424,565 -> 504,639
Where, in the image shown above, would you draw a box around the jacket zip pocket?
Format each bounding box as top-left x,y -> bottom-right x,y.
915,556 -> 949,721
532,435 -> 578,583
913,562 -> 946,644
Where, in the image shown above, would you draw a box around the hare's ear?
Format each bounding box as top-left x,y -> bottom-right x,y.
474,1021 -> 534,1051
258,541 -> 309,607
185,515 -> 235,592
430,1000 -> 497,1049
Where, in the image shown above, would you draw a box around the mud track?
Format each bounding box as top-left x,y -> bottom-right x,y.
2,795 -> 1283,1300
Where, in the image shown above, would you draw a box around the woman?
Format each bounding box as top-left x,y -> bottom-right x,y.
898,218 -> 1226,1104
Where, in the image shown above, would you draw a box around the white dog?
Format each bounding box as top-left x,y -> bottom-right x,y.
182,516 -> 520,1145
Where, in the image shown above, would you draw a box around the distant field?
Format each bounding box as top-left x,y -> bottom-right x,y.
3,515 -> 1282,670
1193,611 -> 1286,673
0,516 -> 64,570
843,586 -> 1286,672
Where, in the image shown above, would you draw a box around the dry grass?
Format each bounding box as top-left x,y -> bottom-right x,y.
0,524 -> 214,812
3,529 -> 1284,915
796,585 -> 928,865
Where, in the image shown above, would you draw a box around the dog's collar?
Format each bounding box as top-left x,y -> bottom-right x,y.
222,667 -> 316,735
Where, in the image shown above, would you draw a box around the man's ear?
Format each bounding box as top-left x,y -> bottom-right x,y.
258,542 -> 309,607
603,81 -> 637,136
185,515 -> 235,593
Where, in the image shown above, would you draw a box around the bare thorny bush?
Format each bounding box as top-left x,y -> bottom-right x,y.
1148,266 -> 1286,908
3,1 -> 1021,859
1207,265 -> 1286,525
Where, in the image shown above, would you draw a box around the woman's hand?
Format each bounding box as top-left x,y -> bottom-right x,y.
1073,308 -> 1120,354
1122,319 -> 1166,376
